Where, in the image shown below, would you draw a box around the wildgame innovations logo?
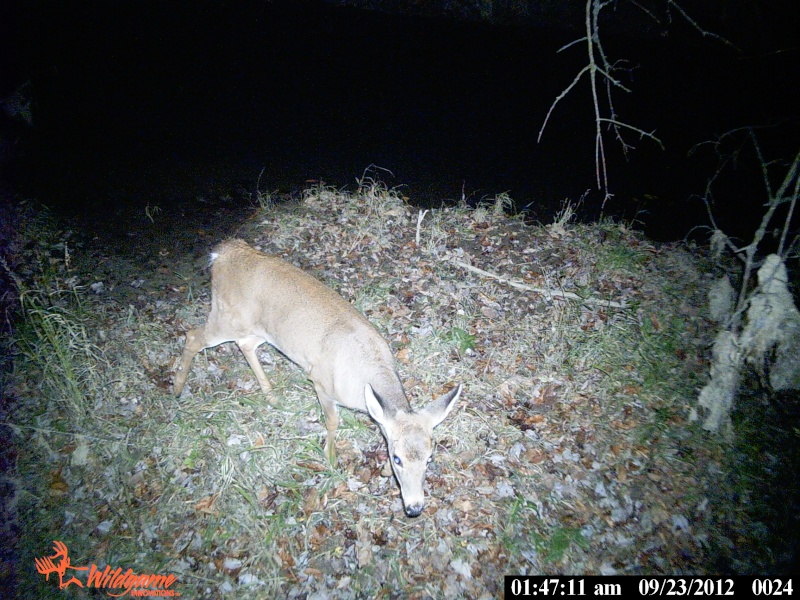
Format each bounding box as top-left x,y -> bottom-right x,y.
35,541 -> 180,597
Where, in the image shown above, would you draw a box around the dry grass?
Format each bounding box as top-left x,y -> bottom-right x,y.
6,183 -> 736,597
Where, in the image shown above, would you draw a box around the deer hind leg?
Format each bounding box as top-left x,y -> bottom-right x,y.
314,386 -> 340,464
174,327 -> 211,396
236,335 -> 276,403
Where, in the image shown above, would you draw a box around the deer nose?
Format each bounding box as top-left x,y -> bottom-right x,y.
405,504 -> 423,517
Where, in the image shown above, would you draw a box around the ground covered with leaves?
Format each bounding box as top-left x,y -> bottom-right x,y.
2,182 -> 794,598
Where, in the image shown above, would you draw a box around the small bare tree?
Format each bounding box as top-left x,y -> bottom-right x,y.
692,129 -> 800,435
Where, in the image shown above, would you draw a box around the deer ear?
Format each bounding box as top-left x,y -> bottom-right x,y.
421,385 -> 462,429
365,384 -> 388,427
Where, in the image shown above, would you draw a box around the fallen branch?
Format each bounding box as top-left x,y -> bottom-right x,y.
416,209 -> 429,245
450,259 -> 628,309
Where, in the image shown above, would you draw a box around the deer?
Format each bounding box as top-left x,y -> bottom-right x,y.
173,239 -> 462,517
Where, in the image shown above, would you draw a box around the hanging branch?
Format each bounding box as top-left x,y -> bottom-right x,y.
539,0 -> 663,208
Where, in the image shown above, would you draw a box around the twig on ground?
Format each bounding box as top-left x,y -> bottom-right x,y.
416,210 -> 429,246
449,258 -> 628,309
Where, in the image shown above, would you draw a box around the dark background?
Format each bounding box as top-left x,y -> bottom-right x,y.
3,0 -> 799,241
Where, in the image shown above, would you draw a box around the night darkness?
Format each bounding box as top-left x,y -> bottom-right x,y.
3,0 -> 800,241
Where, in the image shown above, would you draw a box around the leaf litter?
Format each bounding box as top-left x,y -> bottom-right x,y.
5,180 -> 749,597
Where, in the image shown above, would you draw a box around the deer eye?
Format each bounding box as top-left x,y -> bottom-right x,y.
393,455 -> 403,467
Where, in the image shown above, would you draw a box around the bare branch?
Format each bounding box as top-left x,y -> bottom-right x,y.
598,118 -> 664,148
628,0 -> 664,25
538,65 -> 590,143
539,0 -> 668,202
450,259 -> 628,309
702,129 -> 800,316
539,1 -> 729,202
749,130 -> 774,199
772,148 -> 800,210
778,166 -> 799,256
595,67 -> 632,93
666,0 -> 739,50
557,37 -> 587,53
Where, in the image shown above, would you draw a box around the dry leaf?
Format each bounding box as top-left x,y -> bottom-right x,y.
303,488 -> 321,515
49,471 -> 69,496
195,494 -> 218,514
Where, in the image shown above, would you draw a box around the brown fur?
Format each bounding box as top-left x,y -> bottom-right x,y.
174,239 -> 462,516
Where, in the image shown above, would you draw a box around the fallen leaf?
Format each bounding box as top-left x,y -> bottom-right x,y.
49,471 -> 69,496
195,494 -> 218,514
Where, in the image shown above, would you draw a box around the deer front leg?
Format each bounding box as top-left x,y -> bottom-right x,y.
314,387 -> 339,464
